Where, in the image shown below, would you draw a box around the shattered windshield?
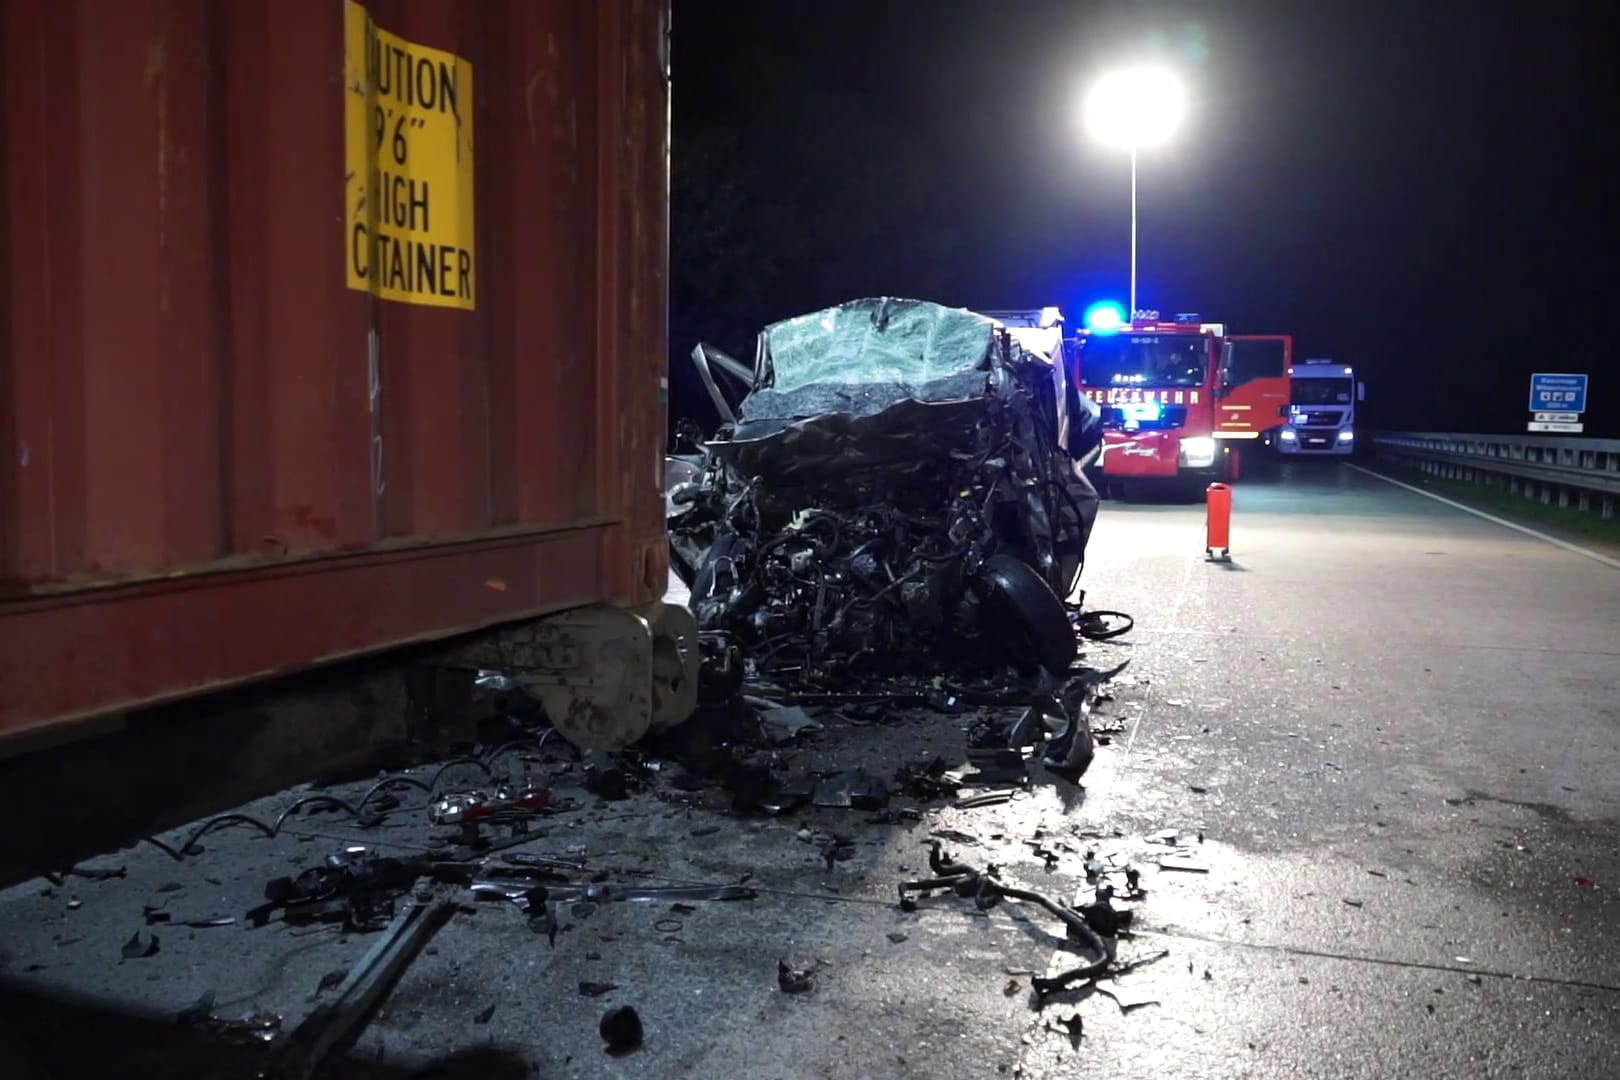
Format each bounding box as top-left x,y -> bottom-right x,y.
1291,378 -> 1353,405
763,299 -> 995,393
1080,334 -> 1208,388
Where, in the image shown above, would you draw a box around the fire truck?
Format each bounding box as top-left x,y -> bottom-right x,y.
1071,306 -> 1292,493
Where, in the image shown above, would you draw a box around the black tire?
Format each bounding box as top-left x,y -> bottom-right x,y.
976,554 -> 1078,676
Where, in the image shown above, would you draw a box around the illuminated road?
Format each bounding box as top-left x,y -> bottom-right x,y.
1042,460 -> 1620,1077
3,463 -> 1619,1078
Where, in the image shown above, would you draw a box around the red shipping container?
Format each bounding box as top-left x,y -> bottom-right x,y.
0,0 -> 671,743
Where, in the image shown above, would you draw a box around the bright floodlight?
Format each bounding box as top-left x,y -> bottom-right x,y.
1083,67 -> 1186,149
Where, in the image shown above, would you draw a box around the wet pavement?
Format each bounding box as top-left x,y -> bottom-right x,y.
3,461 -> 1619,1078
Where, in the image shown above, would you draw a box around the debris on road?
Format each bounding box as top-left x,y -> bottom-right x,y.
120,931 -> 160,960
60,863 -> 127,882
178,995 -> 283,1044
1046,1010 -> 1084,1049
470,880 -> 756,909
599,1005 -> 644,1054
897,843 -> 1116,999
753,701 -> 824,744
1157,856 -> 1211,874
0,304 -> 1179,1076
778,955 -> 823,994
267,894 -> 456,1080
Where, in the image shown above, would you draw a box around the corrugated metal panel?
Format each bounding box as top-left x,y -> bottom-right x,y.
0,0 -> 670,740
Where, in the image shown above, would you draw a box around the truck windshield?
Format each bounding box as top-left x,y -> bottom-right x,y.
1080,334 -> 1208,387
1291,378 -> 1353,405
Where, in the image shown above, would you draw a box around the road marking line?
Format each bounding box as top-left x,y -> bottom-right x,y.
1349,463 -> 1620,572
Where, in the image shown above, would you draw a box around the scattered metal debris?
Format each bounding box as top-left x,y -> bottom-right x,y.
429,786 -> 552,825
267,893 -> 456,1080
143,902 -> 235,928
898,843 -> 1113,994
470,881 -> 755,908
1048,1010 -> 1084,1049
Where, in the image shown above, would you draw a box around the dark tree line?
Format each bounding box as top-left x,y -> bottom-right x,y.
670,81 -> 970,433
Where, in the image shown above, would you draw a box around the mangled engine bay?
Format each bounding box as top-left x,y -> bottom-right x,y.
670,299 -> 1102,687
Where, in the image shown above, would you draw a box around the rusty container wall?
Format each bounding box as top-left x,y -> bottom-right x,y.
0,0 -> 671,742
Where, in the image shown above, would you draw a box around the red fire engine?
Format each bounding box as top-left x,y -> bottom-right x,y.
1071,310 -> 1291,492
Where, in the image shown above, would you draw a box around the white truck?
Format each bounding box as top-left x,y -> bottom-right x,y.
1276,358 -> 1364,456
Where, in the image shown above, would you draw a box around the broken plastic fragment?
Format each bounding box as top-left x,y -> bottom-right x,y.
1093,980 -> 1160,1011
777,956 -> 821,994
756,704 -> 824,745
599,1005 -> 643,1054
1157,857 -> 1210,873
120,931 -> 160,960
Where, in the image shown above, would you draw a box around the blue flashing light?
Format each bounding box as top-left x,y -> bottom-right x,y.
1083,300 -> 1126,334
1122,402 -> 1162,423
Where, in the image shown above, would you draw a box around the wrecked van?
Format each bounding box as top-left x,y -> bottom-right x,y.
669,298 -> 1102,685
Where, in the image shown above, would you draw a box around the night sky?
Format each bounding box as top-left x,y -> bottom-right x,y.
670,1 -> 1612,436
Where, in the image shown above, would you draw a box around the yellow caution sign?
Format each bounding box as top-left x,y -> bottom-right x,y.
344,1 -> 476,310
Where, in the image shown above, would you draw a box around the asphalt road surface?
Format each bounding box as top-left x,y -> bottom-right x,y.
2,461 -> 1617,1079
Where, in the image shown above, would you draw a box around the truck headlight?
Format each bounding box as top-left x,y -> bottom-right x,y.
1337,428 -> 1354,442
1179,436 -> 1216,467
1279,428 -> 1298,442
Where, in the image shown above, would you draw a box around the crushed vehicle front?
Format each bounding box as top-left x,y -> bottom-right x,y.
669,297 -> 1101,687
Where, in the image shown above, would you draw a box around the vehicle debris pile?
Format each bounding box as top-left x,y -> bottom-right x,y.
670,298 -> 1103,688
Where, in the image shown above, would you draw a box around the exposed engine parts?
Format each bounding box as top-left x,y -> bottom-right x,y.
669,298 -> 1103,688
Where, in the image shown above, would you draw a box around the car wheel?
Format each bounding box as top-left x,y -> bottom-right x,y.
977,554 -> 1078,676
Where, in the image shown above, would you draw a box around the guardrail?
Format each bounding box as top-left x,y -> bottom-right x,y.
1372,431 -> 1620,518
